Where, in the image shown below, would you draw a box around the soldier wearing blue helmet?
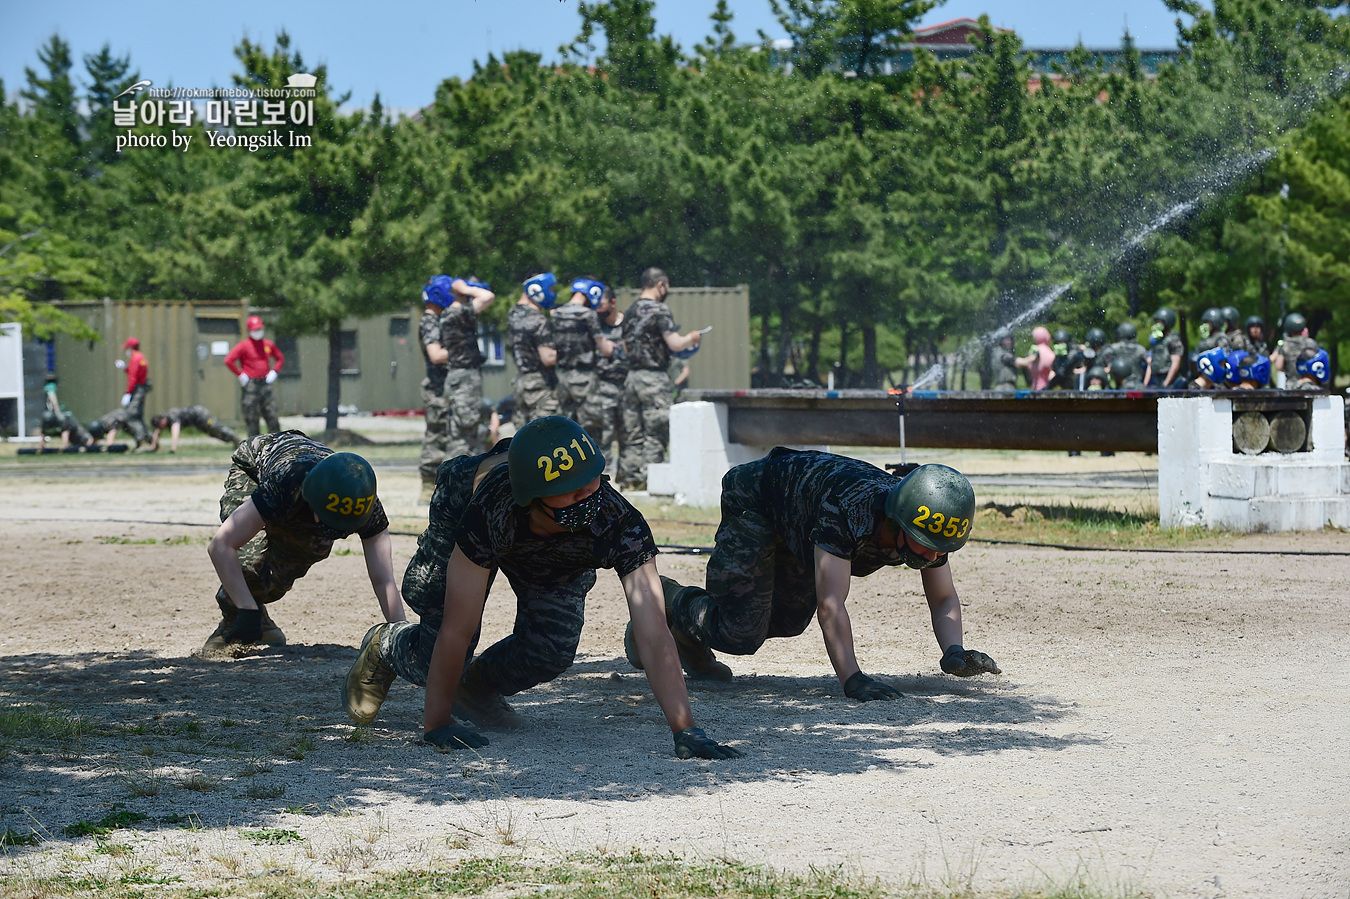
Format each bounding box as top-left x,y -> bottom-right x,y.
510,273 -> 562,426
1294,347 -> 1332,391
1189,346 -> 1232,390
552,276 -> 616,427
439,275 -> 496,469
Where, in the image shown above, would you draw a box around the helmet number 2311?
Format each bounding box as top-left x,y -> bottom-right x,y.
912,505 -> 970,539
537,435 -> 597,482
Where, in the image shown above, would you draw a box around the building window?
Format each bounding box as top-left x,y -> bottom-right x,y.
478,326 -> 506,367
340,330 -> 359,375
388,316 -> 410,337
275,335 -> 300,378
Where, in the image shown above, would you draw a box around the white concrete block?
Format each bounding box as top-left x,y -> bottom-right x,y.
1248,497 -> 1327,532
1206,496 -> 1253,531
1200,397 -> 1234,457
650,401 -> 774,507
1158,398 -> 1210,527
1208,461 -> 1255,500
1326,497 -> 1350,529
646,462 -> 677,497
1276,464 -> 1342,497
1309,395 -> 1346,460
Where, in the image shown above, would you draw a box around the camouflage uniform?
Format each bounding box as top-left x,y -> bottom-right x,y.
441,301 -> 486,461
990,344 -> 1018,390
1275,335 -> 1318,375
124,383 -> 151,445
589,315 -> 628,461
41,387 -> 92,445
418,308 -> 448,482
385,443 -> 657,697
668,448 -> 945,656
88,408 -> 130,441
619,297 -> 678,487
1099,340 -> 1147,385
551,303 -> 603,425
1191,332 -> 1231,382
214,431 -> 390,623
1148,332 -> 1187,388
159,405 -> 240,445
509,304 -> 560,426
240,379 -> 280,438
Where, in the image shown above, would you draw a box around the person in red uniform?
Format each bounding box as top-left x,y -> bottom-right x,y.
114,337 -> 151,447
224,315 -> 286,437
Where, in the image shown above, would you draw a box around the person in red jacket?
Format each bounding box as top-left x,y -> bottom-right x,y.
224,315 -> 285,437
115,337 -> 151,447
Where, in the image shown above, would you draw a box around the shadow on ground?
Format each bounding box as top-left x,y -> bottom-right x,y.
0,647 -> 1093,841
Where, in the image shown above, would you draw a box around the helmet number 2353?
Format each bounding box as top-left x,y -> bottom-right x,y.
537,435 -> 598,482
912,505 -> 970,539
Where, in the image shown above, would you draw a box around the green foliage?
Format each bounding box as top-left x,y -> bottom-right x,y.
3,2 -> 1349,386
61,810 -> 148,838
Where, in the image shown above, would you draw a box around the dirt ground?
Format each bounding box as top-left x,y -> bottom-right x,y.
0,451 -> 1347,898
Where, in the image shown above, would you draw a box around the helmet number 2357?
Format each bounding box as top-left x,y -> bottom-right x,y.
327,493 -> 374,516
537,435 -> 598,482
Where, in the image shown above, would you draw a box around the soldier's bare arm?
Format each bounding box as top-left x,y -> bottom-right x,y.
537,344 -> 557,368
424,341 -> 449,366
207,498 -> 267,611
922,563 -> 963,650
359,530 -> 407,624
451,278 -> 496,314
813,546 -> 862,685
662,329 -> 700,352
620,560 -> 694,733
422,547 -> 491,735
169,421 -> 182,453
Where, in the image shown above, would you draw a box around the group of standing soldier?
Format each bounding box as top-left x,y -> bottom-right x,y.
416,266 -> 703,498
988,305 -> 1331,394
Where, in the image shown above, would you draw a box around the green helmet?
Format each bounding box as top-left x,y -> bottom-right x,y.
41,408 -> 63,436
508,416 -> 605,505
1051,328 -> 1072,346
1116,322 -> 1138,341
885,464 -> 976,555
1244,314 -> 1265,331
1283,312 -> 1307,335
1085,327 -> 1107,349
1152,307 -> 1177,330
1200,307 -> 1225,331
301,452 -> 378,533
1221,306 -> 1241,330
1085,365 -> 1109,383
1109,355 -> 1136,384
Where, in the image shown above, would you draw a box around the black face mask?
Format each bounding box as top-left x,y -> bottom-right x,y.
540,489 -> 604,532
898,544 -> 943,570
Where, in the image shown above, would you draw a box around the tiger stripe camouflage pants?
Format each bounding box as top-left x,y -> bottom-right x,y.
384,455 -> 597,697
667,480 -> 818,656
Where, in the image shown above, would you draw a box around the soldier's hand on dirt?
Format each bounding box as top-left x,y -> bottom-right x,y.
843,671 -> 902,701
222,608 -> 263,644
423,724 -> 489,751
673,727 -> 743,760
237,373 -> 250,387
265,370 -> 278,384
940,645 -> 1001,677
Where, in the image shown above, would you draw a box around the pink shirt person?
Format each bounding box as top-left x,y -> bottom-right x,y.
1016,326 -> 1056,391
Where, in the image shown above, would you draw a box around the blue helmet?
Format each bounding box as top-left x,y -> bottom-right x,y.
1196,347 -> 1230,382
569,278 -> 607,310
669,323 -> 701,359
524,272 -> 559,309
1236,354 -> 1271,386
1223,350 -> 1247,386
422,275 -> 455,308
1296,348 -> 1331,383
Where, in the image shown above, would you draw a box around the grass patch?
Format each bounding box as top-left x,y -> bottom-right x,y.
61,810 -> 147,838
0,827 -> 40,847
176,774 -> 218,793
0,704 -> 96,743
0,850 -> 1154,897
240,828 -> 302,845
241,781 -> 286,800
283,735 -> 315,760
971,500 -> 1226,550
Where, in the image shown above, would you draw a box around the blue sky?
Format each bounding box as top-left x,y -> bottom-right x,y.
2,1 -> 1192,113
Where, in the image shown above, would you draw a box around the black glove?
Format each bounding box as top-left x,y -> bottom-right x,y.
940,645 -> 1002,677
673,727 -> 743,760
223,608 -> 263,644
423,724 -> 489,751
843,671 -> 902,701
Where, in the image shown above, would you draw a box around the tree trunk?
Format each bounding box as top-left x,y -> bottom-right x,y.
806,312 -> 824,385
861,323 -> 879,388
758,311 -> 771,377
837,322 -> 851,387
774,296 -> 793,379
325,322 -> 342,433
